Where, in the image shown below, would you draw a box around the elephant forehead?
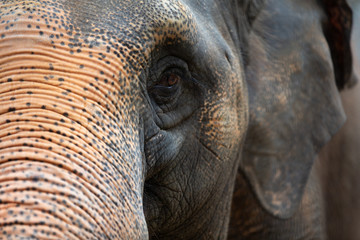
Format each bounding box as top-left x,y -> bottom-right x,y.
1,0 -> 198,99
2,0 -> 197,65
62,0 -> 198,57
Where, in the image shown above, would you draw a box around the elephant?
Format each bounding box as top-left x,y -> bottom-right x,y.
0,0 -> 358,239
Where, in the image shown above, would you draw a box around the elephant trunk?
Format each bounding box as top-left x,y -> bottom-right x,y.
0,4 -> 148,239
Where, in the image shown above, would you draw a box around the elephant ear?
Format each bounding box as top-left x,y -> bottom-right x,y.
322,0 -> 357,89
241,0 -> 354,218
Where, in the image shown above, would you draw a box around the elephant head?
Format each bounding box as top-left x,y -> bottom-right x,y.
0,0 -> 356,239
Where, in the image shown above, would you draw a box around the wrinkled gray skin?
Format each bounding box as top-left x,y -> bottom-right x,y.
228,1 -> 360,240
0,0 -> 359,239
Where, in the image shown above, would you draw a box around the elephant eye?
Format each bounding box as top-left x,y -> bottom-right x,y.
158,73 -> 181,87
147,56 -> 200,128
149,70 -> 183,107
